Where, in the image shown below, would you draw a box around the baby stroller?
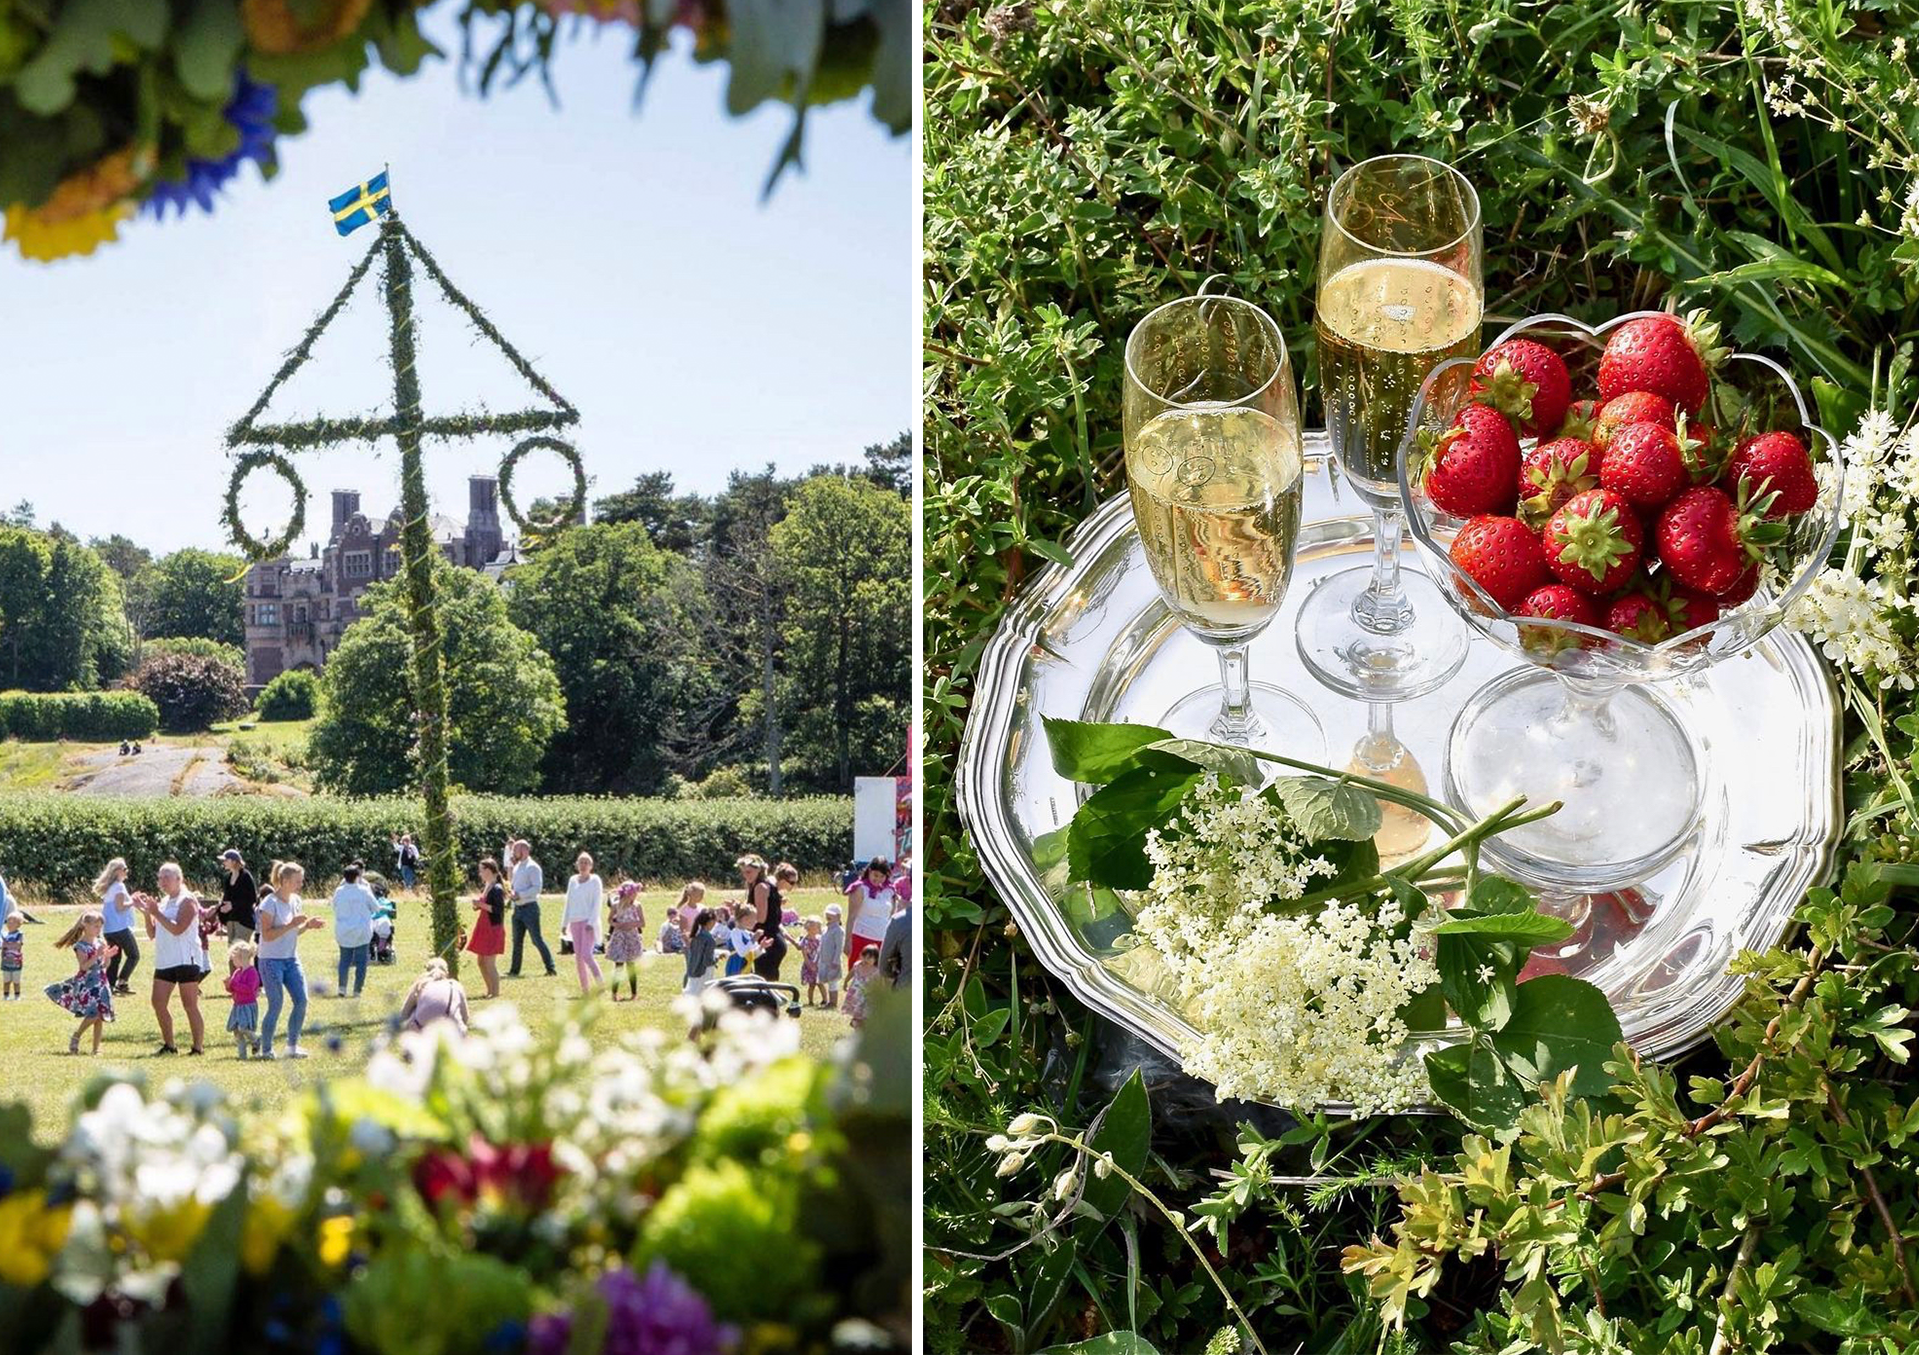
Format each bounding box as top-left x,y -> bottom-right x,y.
709,977 -> 802,1026
370,878 -> 397,965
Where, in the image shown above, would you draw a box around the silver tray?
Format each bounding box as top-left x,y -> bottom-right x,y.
954,434 -> 1843,1072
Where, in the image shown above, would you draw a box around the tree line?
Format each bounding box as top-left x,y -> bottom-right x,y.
0,434 -> 909,798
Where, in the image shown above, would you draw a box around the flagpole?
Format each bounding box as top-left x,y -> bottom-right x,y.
379,212 -> 464,971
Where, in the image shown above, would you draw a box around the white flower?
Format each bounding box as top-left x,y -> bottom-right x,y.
997,1151 -> 1027,1177
1006,1112 -> 1044,1135
1476,964 -> 1496,984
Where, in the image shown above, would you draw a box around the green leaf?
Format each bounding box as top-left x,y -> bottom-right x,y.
1043,716 -> 1175,784
1038,1336 -> 1164,1355
1066,765 -> 1202,889
1465,875 -> 1536,915
1490,974 -> 1623,1099
1140,737 -> 1261,788
1400,982 -> 1447,1034
973,1007 -> 1012,1046
1270,776 -> 1382,841
1424,1039 -> 1527,1136
1431,911 -> 1575,942
1436,930 -> 1522,1032
1081,1069 -> 1152,1223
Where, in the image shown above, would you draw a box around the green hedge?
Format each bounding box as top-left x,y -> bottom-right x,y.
0,793 -> 851,899
0,691 -> 159,742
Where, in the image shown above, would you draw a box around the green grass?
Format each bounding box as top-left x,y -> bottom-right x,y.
4,886 -> 853,1146
0,717 -> 319,794
0,740 -> 76,789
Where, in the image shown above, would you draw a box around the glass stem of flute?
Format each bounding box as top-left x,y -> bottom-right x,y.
1213,643 -> 1254,737
1357,504 -> 1407,631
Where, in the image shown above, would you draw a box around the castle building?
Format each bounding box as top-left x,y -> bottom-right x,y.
243,475 -> 519,687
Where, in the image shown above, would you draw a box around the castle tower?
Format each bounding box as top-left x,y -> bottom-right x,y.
331,489 -> 361,539
465,474 -> 504,566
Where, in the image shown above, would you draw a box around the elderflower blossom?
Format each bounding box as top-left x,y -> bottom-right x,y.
1128,776 -> 1435,1114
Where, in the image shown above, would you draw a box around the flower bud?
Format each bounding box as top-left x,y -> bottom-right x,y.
996,1151 -> 1026,1177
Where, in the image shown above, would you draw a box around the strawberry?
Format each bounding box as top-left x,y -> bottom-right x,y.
1666,582 -> 1721,630
1716,563 -> 1761,606
1724,431 -> 1816,517
1599,422 -> 1688,507
1677,416 -> 1726,485
1450,515 -> 1548,612
1592,390 -> 1675,451
1517,583 -> 1600,655
1517,437 -> 1599,528
1558,398 -> 1600,443
1470,338 -> 1571,439
1597,310 -> 1726,415
1544,488 -> 1643,594
1421,405 -> 1521,517
1653,483 -> 1784,595
1606,592 -> 1673,643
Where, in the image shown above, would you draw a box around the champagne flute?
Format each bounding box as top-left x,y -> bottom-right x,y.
1123,294 -> 1321,753
1296,154 -> 1481,701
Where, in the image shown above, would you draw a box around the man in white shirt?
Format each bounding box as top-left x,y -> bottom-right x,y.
506,839 -> 555,978
330,862 -> 380,998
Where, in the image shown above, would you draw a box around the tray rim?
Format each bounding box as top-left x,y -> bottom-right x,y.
954,454 -> 1844,1095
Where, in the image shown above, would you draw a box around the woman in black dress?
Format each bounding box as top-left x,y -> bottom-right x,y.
738,854 -> 787,981
218,850 -> 258,943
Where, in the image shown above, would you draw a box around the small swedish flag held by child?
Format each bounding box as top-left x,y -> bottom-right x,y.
329,171 -> 392,236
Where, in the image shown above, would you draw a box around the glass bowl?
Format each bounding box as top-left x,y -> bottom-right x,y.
1396,311 -> 1845,892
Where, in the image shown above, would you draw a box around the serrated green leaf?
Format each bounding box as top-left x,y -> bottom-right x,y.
1066,765 -> 1202,889
1431,911 -> 1575,942
1270,776 -> 1382,841
1424,1038 -> 1527,1136
1436,930 -> 1521,1031
1490,974 -> 1623,1099
1466,875 -> 1536,915
1043,716 -> 1175,784
1140,737 -> 1261,788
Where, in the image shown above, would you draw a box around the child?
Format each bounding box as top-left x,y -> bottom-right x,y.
604,881 -> 648,1002
797,917 -> 825,1008
725,907 -> 759,978
1,911 -> 24,999
683,908 -> 719,998
45,910 -> 115,1055
226,941 -> 262,1058
842,944 -> 879,1030
674,880 -> 706,945
818,903 -> 847,1009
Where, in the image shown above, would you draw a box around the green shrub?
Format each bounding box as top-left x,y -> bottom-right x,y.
141,636 -> 246,671
682,765 -> 755,799
128,651 -> 248,733
0,690 -> 159,742
0,792 -> 852,899
255,669 -> 320,722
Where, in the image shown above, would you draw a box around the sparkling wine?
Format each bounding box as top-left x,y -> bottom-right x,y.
1316,258 -> 1482,501
1126,405 -> 1303,641
1344,738 -> 1434,866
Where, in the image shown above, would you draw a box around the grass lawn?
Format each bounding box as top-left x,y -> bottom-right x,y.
0,716 -> 318,794
3,886 -> 853,1145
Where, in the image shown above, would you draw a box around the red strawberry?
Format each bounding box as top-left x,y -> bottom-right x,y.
1600,423 -> 1688,507
1517,583 -> 1600,655
1667,583 -> 1721,631
1592,391 -> 1676,451
1421,405 -> 1521,517
1716,563 -> 1760,606
1597,311 -> 1724,415
1605,592 -> 1672,643
1544,488 -> 1643,594
1558,398 -> 1600,443
1724,431 -> 1816,517
1470,338 -> 1571,439
1450,515 -> 1548,612
1653,484 -> 1783,595
1517,437 -> 1599,528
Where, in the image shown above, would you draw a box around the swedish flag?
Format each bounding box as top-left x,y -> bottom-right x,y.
329,172 -> 392,236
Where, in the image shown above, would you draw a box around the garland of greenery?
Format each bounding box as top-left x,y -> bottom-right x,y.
220,450 -> 308,559
498,435 -> 588,534
219,209 -> 589,968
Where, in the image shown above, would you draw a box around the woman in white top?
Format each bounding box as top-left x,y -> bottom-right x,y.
132,862 -> 204,1056
561,852 -> 604,994
255,861 -> 325,1060
843,857 -> 897,975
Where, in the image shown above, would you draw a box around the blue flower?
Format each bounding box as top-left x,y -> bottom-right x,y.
143,75 -> 278,219
0,1164 -> 14,1197
483,1318 -> 526,1353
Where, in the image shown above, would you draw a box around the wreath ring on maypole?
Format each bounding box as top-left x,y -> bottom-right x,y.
498,435 -> 587,534
223,449 -> 310,560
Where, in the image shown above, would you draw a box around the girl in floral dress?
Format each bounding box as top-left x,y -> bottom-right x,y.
45,909 -> 115,1055
797,917 -> 825,1008
604,881 -> 648,1002
841,944 -> 879,1030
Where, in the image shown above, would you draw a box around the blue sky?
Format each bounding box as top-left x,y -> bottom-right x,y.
0,11 -> 910,555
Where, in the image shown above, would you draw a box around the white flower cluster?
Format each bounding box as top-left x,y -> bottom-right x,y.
63,1081 -> 243,1222
1129,776 -> 1436,1115
1787,408 -> 1918,689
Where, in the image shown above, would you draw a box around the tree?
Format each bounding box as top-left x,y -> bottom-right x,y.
861,430 -> 912,497
256,669 -> 321,722
504,521 -> 703,795
135,548 -> 246,646
129,650 -> 248,732
308,560 -> 565,797
771,475 -> 911,790
0,527 -> 132,691
89,534 -> 151,582
592,471 -> 711,554
703,467 -> 796,795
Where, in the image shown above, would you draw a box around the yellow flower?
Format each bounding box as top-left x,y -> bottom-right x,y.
124,1198 -> 215,1264
241,1195 -> 295,1276
0,1192 -> 72,1287
4,146 -> 148,262
317,1214 -> 354,1268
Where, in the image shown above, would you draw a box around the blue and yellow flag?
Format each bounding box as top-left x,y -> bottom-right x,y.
329,172 -> 392,235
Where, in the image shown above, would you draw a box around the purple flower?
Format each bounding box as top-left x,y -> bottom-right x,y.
526,1264 -> 735,1355
144,74 -> 278,219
